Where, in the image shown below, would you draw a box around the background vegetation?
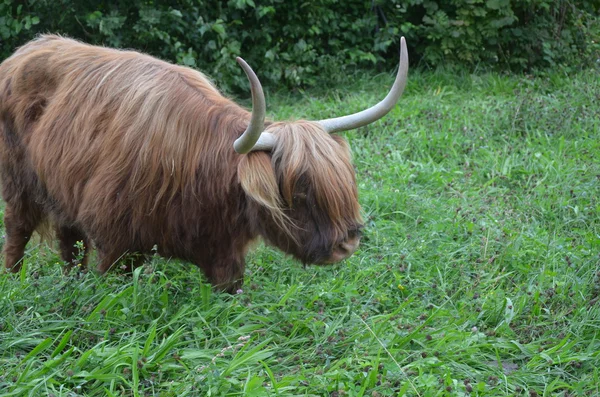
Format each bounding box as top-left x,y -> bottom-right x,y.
1,0 -> 599,90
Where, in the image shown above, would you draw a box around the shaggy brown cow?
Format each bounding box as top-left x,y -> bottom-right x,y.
0,35 -> 408,292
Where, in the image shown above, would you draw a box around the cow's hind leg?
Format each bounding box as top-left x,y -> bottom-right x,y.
3,200 -> 43,272
55,225 -> 89,271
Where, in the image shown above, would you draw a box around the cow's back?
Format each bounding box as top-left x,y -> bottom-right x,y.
0,35 -> 251,257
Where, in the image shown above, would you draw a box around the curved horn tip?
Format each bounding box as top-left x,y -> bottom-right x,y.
233,56 -> 268,153
315,35 -> 408,134
236,57 -> 250,70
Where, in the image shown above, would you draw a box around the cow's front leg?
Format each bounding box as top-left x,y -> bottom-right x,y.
3,200 -> 43,272
205,258 -> 245,293
55,225 -> 89,271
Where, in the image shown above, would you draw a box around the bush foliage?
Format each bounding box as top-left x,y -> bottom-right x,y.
1,0 -> 599,89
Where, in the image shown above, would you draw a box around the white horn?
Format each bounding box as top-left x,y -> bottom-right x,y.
318,36 -> 409,133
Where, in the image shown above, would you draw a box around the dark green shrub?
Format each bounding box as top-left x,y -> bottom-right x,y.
0,0 -> 40,55
1,0 -> 598,90
375,0 -> 599,70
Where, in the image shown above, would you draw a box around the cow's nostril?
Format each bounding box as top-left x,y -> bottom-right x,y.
338,242 -> 352,254
335,236 -> 360,257
318,235 -> 362,264
344,235 -> 360,251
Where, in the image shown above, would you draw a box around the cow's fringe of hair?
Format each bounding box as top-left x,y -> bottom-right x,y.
238,152 -> 295,239
238,121 -> 362,243
271,121 -> 362,240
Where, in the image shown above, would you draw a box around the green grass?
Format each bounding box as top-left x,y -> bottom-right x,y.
1,68 -> 599,396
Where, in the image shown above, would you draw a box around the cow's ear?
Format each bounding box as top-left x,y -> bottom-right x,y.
237,151 -> 281,212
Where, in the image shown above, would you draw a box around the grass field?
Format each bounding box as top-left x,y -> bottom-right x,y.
1,67 -> 599,396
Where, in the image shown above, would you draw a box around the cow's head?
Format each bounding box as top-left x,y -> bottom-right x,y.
237,38 -> 409,265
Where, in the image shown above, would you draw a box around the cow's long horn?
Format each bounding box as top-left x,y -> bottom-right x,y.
233,57 -> 274,153
317,36 -> 409,134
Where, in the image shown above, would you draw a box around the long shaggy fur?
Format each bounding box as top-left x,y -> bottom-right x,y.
0,35 -> 363,291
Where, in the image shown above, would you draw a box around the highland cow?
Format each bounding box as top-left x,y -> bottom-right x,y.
0,35 -> 408,292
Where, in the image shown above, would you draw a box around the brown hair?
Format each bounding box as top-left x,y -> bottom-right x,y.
0,35 -> 363,291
